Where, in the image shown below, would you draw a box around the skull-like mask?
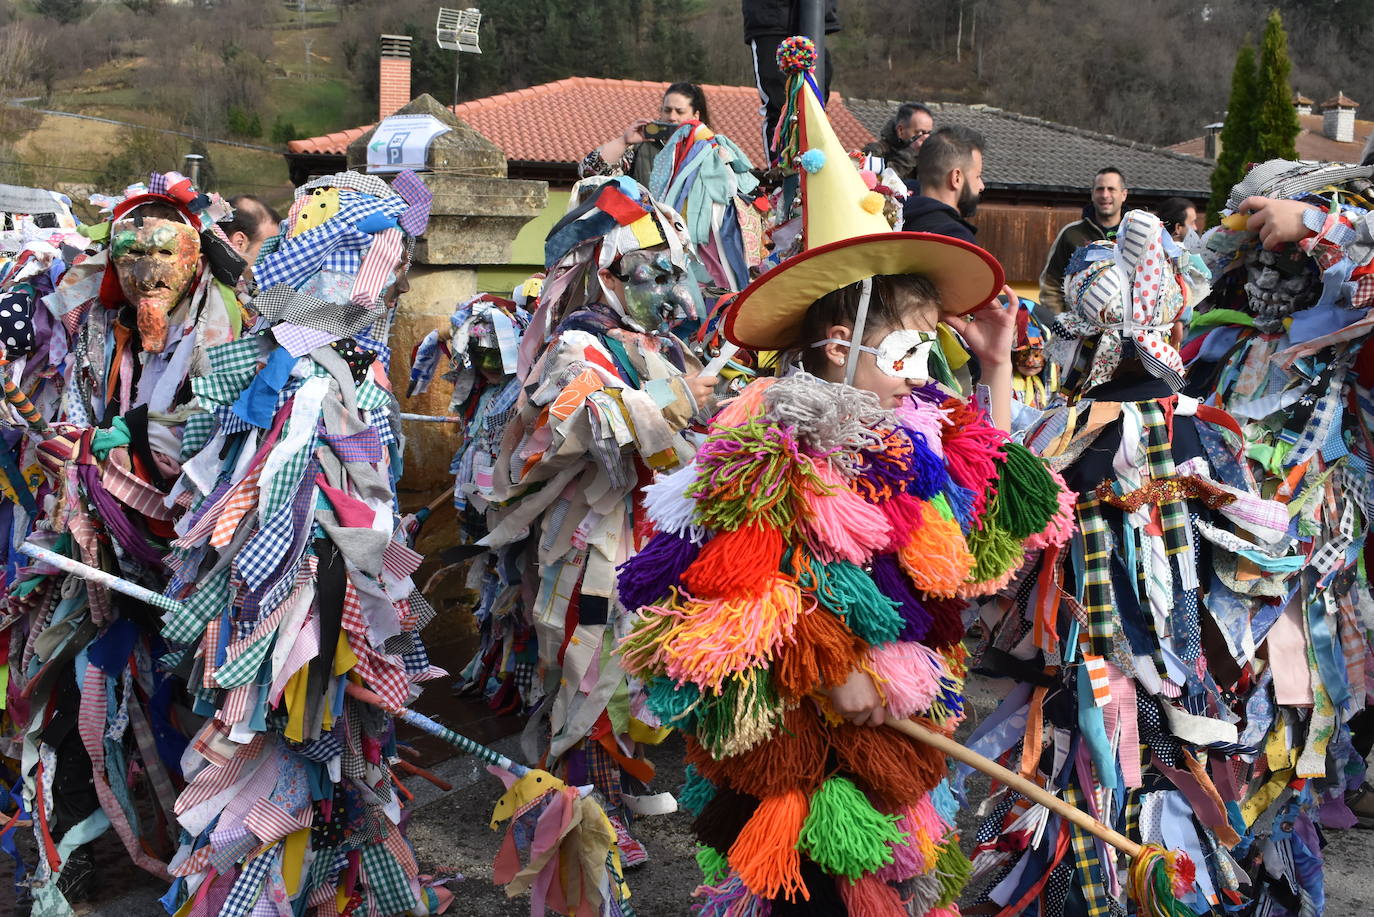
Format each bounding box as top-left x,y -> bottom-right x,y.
1243,247 -> 1318,333
111,213 -> 201,353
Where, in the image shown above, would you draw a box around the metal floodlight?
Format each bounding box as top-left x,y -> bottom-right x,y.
436,8 -> 482,54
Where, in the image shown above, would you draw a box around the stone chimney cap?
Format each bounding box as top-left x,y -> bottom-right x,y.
1322,92 -> 1358,110
1293,91 -> 1314,105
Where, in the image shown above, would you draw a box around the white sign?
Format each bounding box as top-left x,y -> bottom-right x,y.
366,114 -> 451,174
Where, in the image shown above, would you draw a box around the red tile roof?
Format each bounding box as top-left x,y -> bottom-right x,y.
286,76 -> 874,167
1168,113 -> 1373,163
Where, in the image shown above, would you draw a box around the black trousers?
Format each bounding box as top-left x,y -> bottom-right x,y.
749,35 -> 833,164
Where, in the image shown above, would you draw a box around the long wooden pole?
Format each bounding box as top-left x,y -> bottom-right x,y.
888,718 -> 1144,859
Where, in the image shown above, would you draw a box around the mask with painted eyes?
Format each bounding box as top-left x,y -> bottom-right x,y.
612,250 -> 700,333
111,215 -> 201,353
812,328 -> 940,379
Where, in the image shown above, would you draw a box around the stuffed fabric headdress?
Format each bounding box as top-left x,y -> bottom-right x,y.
520,175 -> 702,373
1060,209 -> 1209,392
252,170 -> 431,343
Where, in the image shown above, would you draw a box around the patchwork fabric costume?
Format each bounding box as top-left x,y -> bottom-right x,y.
154,170 -> 448,917
647,123 -> 767,292
1176,160 -> 1374,916
409,291 -> 540,713
484,176 -> 707,851
968,210 -> 1317,916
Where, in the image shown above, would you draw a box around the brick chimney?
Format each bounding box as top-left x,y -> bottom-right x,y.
1321,92 -> 1358,143
1293,91 -> 1313,116
379,34 -> 413,121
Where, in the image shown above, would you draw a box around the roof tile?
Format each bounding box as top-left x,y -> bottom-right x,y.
846,98 -> 1213,196
287,78 -> 875,166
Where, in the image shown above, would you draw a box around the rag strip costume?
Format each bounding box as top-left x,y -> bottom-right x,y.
484,176 -> 706,852
409,291 -> 539,714
1175,160 -> 1374,916
153,170 -> 451,917
4,168 -> 450,917
620,372 -> 1074,914
969,209 -> 1319,916
4,173 -> 256,915
647,123 -> 767,293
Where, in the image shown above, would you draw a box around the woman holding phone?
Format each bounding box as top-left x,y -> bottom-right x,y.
580,81 -> 711,183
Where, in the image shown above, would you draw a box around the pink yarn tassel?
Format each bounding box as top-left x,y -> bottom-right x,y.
712,377 -> 777,428
1024,467 -> 1078,549
878,493 -> 925,553
874,806 -> 927,882
866,641 -> 943,719
802,460 -> 892,564
838,874 -> 907,917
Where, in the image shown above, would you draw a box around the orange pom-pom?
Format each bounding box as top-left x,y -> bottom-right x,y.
831,723 -> 947,809
681,520 -> 784,599
714,704 -> 829,798
729,790 -> 811,901
897,500 -> 974,598
775,607 -> 866,700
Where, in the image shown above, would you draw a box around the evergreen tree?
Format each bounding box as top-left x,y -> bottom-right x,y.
1209,43 -> 1258,223
1254,9 -> 1300,162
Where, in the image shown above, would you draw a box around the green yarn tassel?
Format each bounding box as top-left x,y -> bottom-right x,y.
680,765 -> 718,817
966,521 -> 1023,583
993,443 -> 1061,538
646,675 -> 702,731
696,844 -> 731,884
930,492 -> 955,521
797,558 -> 903,646
797,777 -> 906,879
694,668 -> 786,758
933,837 -> 973,906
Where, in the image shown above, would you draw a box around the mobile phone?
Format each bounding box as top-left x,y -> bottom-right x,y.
642,121 -> 679,138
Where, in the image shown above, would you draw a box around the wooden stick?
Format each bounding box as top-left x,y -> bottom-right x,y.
887,718 -> 1143,859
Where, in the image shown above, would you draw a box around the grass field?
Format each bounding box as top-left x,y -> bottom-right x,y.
8,15 -> 363,201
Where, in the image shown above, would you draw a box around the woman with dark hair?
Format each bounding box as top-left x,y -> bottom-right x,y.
579,82 -> 711,184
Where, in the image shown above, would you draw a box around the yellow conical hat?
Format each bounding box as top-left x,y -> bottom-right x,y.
726,74 -> 1004,351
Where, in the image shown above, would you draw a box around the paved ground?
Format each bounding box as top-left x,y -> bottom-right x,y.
76,676 -> 1374,917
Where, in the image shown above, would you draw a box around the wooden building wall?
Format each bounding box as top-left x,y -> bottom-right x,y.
969,203 -> 1083,292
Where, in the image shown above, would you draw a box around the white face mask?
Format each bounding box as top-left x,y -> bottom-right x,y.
812,328 -> 939,379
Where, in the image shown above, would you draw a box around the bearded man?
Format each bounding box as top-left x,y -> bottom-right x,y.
901,125 -> 985,245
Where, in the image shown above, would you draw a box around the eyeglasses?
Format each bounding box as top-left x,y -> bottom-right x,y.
907,130 -> 932,145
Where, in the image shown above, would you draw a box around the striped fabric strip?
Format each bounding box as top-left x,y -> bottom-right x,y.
350,227 -> 404,310
381,540 -> 423,580
175,734 -> 267,816
101,451 -> 174,520
1081,652 -> 1112,707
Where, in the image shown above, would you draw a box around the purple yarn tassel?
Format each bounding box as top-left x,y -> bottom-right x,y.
870,554 -> 931,641
617,530 -> 700,610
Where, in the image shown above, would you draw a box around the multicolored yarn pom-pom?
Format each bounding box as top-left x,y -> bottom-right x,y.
776,35 -> 819,74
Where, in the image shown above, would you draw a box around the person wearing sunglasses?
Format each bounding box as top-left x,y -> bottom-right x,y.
860,100 -> 934,182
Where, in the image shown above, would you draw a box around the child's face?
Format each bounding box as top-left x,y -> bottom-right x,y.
816,323 -> 940,409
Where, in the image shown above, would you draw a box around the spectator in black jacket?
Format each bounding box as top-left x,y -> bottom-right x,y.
901,126 -> 985,245
744,0 -> 840,162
